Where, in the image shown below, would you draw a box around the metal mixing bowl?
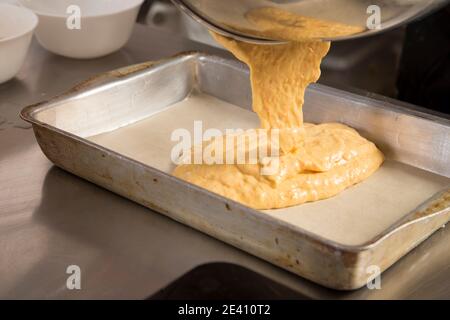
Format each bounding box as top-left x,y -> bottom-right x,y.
172,0 -> 448,43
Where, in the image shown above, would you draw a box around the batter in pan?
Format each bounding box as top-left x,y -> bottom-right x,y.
173,10 -> 384,210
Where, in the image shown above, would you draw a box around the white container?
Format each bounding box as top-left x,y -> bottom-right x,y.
0,3 -> 38,84
19,0 -> 144,59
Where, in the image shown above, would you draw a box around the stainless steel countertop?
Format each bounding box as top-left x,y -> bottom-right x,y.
0,24 -> 449,300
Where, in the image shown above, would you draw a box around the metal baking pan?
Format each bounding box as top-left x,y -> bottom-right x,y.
21,52 -> 450,290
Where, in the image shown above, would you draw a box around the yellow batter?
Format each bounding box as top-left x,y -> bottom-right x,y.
240,7 -> 364,41
173,10 -> 383,210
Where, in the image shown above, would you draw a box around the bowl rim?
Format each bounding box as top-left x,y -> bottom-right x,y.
0,3 -> 39,44
17,0 -> 145,19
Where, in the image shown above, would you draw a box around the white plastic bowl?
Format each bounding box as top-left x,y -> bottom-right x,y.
0,3 -> 38,84
19,0 -> 144,59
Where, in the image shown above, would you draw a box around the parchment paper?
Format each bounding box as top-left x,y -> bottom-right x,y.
90,93 -> 449,246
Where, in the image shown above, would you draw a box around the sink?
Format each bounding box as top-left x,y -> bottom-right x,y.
149,263 -> 310,300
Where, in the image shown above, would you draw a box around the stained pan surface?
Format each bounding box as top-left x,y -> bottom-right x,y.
22,53 -> 450,289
